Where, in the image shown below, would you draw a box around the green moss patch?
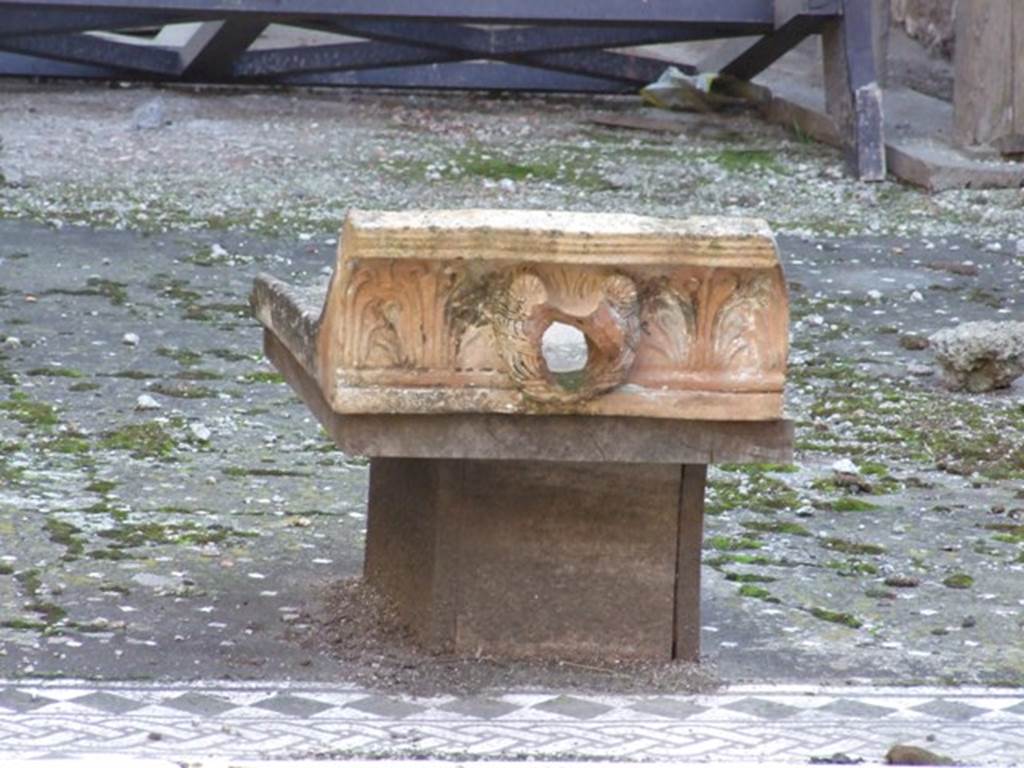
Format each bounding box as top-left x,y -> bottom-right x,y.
707,473 -> 801,516
27,366 -> 85,378
43,434 -> 90,454
724,572 -> 777,583
386,143 -> 613,192
738,584 -> 781,603
207,347 -> 258,362
825,559 -> 879,576
830,496 -> 881,513
222,466 -> 310,478
798,360 -> 1024,480
45,518 -> 85,558
147,382 -> 217,399
987,523 -> 1024,544
97,520 -> 257,549
708,536 -> 763,552
821,537 -> 886,556
0,392 -> 59,428
942,573 -> 974,589
714,149 -> 783,173
240,371 -> 284,384
741,520 -> 811,537
85,479 -> 118,493
100,422 -> 175,458
1,618 -> 47,631
104,370 -> 158,380
809,607 -> 862,628
155,346 -> 203,366
43,277 -> 128,306
704,553 -> 779,567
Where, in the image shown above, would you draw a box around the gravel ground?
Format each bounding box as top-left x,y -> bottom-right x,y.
1,82 -> 1023,693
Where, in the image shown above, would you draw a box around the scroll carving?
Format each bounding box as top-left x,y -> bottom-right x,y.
635,268 -> 786,384
491,267 -> 641,404
712,273 -> 778,371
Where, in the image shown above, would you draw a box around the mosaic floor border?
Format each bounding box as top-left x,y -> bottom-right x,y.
0,680 -> 1022,764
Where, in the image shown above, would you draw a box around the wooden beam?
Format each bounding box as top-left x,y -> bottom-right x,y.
1016,5 -> 1024,137
822,0 -> 886,180
0,0 -> 777,27
0,7 -> 181,37
700,14 -> 829,80
774,0 -> 841,27
285,61 -> 631,92
178,20 -> 266,78
305,19 -> 728,56
330,20 -> 676,85
234,40 -> 463,78
953,0 -> 1015,147
0,31 -> 180,74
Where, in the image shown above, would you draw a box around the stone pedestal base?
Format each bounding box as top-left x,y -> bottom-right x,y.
260,328 -> 792,663
365,457 -> 707,661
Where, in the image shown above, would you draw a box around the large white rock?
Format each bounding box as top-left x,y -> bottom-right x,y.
929,321 -> 1024,392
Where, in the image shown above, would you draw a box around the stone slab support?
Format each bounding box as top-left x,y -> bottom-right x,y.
365,456 -> 703,661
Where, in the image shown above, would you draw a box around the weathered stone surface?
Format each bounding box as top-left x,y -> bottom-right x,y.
929,320 -> 1024,392
365,457 -> 693,660
254,209 -> 790,421
892,0 -> 956,57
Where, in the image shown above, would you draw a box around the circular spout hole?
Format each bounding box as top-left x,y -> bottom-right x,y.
541,321 -> 589,389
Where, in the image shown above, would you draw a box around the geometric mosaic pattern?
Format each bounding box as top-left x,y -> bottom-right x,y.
2,680 -> 1024,764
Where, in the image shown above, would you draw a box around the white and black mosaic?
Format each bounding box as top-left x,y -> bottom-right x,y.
1,681 -> 1023,764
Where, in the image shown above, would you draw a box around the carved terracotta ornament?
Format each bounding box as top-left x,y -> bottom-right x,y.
256,209 -> 789,420
490,268 -> 641,403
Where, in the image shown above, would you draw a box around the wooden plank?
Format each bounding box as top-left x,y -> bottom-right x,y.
234,39 -> 461,78
0,49 -> 115,77
673,463 -> 706,662
1015,3 -> 1024,137
265,329 -> 794,465
327,19 -> 676,86
179,19 -> 267,78
285,60 -> 629,92
0,0 -> 777,27
0,8 -> 179,37
821,0 -> 885,180
761,68 -> 1024,191
953,0 -> 1014,147
773,0 -> 841,28
872,0 -> 890,88
0,31 -> 181,74
326,18 -> 713,56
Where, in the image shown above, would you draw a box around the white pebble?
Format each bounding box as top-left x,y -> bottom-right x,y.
122,332 -> 140,346
498,177 -> 516,192
907,363 -> 933,377
1,336 -> 21,349
189,423 -> 212,442
831,458 -> 859,474
135,394 -> 162,411
867,289 -> 882,301
909,290 -> 924,303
